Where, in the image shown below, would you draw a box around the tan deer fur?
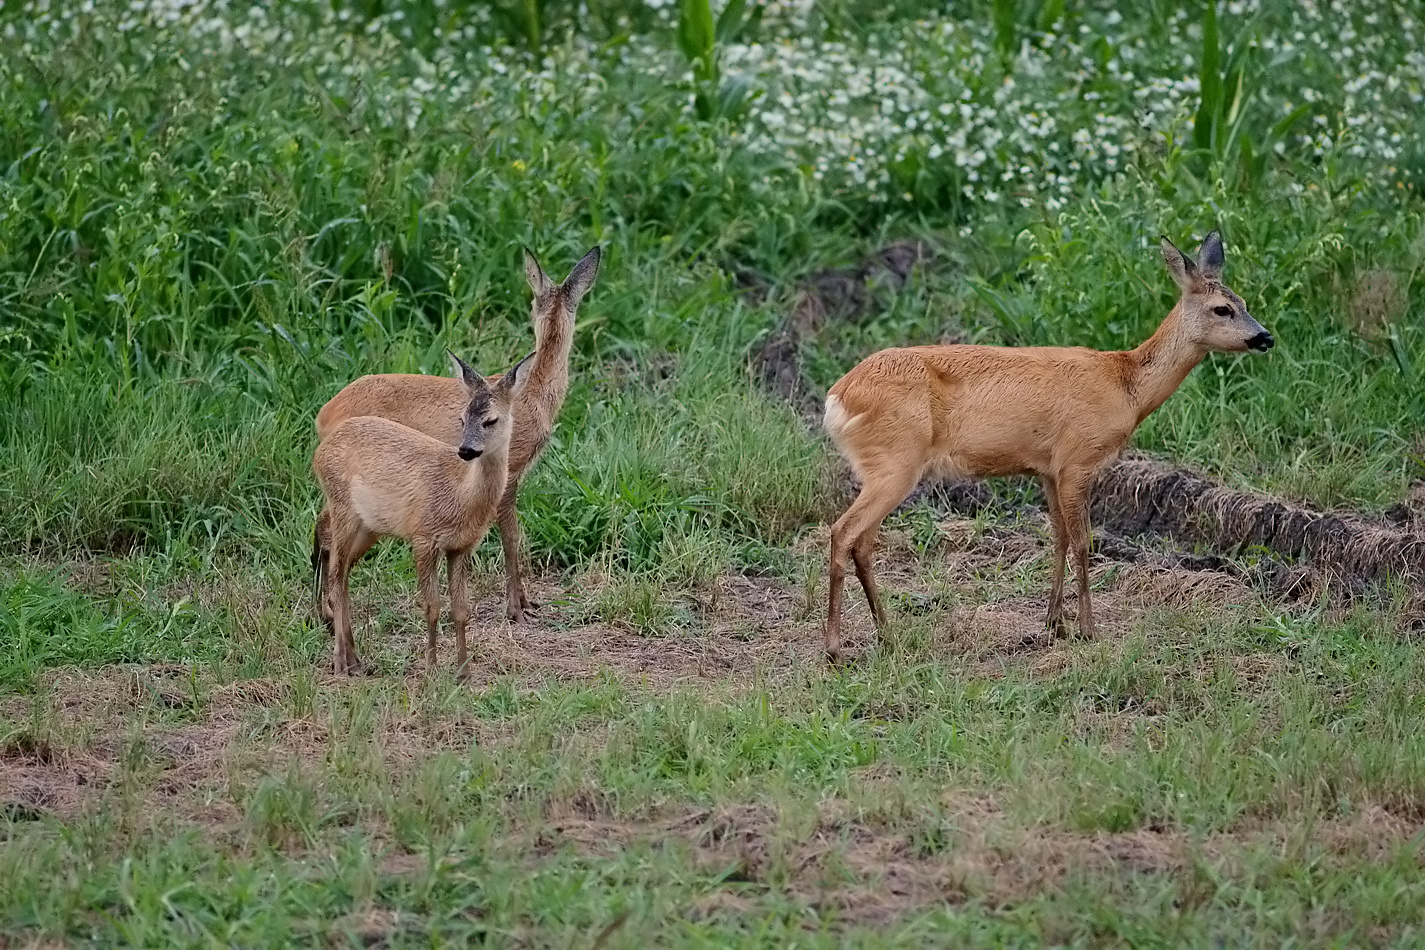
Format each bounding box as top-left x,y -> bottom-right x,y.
314,246 -> 600,623
821,230 -> 1273,662
312,352 -> 531,676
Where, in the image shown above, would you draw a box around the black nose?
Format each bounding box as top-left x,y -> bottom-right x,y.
458,447 -> 481,461
1246,331 -> 1274,352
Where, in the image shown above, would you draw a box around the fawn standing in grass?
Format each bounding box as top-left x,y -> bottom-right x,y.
821,230 -> 1273,662
312,352 -> 531,676
316,246 -> 600,623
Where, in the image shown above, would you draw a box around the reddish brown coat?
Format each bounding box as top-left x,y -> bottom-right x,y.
821,231 -> 1273,661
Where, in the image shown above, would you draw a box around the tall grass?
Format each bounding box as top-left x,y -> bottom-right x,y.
0,0 -> 1417,606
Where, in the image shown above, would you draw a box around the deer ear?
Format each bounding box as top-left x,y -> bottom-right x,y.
1196,230 -> 1225,278
1160,236 -> 1197,292
447,350 -> 488,391
524,247 -> 554,298
496,350 -> 536,397
560,246 -> 601,307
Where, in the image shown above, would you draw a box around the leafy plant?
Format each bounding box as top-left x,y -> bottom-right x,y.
993,0 -> 1065,70
1192,0 -> 1308,185
676,0 -> 761,121
993,0 -> 1019,66
490,0 -> 546,51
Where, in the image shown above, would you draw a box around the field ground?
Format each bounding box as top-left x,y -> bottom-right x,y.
4,0 -> 1425,944
5,498 -> 1425,944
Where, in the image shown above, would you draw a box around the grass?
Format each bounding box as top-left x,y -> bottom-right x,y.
2,0 -> 1425,944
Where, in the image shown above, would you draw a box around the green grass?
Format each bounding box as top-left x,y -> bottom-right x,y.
3,0 -> 1425,944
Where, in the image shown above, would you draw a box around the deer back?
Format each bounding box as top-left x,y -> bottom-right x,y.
317,369 -> 553,477
826,344 -> 1141,481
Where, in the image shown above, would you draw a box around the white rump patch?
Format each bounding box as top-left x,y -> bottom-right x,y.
823,394 -> 860,441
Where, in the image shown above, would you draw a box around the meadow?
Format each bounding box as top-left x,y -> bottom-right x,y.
2,0 -> 1424,944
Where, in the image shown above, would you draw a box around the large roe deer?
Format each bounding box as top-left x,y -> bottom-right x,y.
821,230 -> 1272,662
316,246 -> 600,623
312,351 -> 531,676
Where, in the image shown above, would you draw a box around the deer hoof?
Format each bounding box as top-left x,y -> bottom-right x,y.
507,602 -> 539,623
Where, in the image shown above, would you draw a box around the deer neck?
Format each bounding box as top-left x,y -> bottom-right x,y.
1124,304 -> 1207,423
454,444 -> 509,498
531,308 -> 574,385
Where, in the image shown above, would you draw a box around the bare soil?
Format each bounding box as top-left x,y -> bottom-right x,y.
0,536 -> 1278,832
4,546 -> 1419,931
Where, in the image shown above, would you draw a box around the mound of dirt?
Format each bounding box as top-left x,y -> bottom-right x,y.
748,241 -> 932,414
1093,458 -> 1425,594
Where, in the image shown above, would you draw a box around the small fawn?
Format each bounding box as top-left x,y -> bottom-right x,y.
821,230 -> 1273,662
316,246 -> 600,623
312,351 -> 531,676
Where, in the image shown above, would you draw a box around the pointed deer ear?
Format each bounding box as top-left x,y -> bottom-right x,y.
560,246 -> 601,307
496,351 -> 536,397
524,248 -> 554,298
1195,230 -> 1225,278
447,350 -> 488,391
1160,236 -> 1197,292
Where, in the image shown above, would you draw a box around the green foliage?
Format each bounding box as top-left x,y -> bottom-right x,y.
1194,0 -> 1223,153
1189,1 -> 1312,186
0,568 -> 218,690
992,0 -> 1017,63
676,0 -> 761,120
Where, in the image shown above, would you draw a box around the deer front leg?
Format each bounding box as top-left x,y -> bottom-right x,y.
1042,475 -> 1070,636
447,548 -> 473,680
1055,469 -> 1097,638
414,542 -> 442,674
497,482 -> 532,623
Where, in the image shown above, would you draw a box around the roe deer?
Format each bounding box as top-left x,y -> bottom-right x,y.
821,230 -> 1273,662
312,351 -> 532,676
315,246 -> 600,623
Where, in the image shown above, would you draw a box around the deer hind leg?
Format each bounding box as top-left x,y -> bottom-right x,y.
496,480 -> 532,623
414,541 -> 442,675
313,509 -> 333,630
1041,475 -> 1070,636
1054,469 -> 1097,638
447,548 -> 473,680
851,531 -> 886,632
328,521 -> 376,675
825,465 -> 922,664
317,509 -> 379,637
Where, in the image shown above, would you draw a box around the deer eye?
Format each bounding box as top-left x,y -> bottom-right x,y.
1212,305 -> 1233,317
483,417 -> 497,428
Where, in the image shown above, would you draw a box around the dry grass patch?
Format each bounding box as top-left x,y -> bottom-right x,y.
532,790 -> 1424,926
